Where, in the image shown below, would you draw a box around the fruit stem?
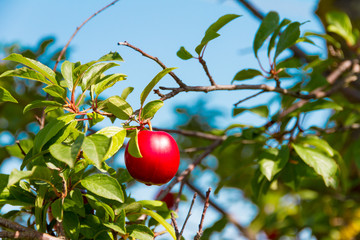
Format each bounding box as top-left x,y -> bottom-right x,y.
148,120 -> 153,131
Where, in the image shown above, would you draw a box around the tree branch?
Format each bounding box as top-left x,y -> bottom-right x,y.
185,182 -> 257,240
54,0 -> 121,71
118,41 -> 187,88
156,140 -> 222,200
152,127 -> 226,141
194,187 -> 211,240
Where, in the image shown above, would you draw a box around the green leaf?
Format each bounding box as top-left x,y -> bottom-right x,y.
87,112 -> 105,127
70,189 -> 84,208
297,135 -> 335,157
96,127 -> 126,160
121,87 -> 134,100
51,198 -> 64,222
0,86 -> 18,103
49,133 -> 85,168
137,200 -> 168,211
33,114 -> 76,153
103,209 -> 126,234
126,224 -> 154,240
6,139 -> 33,158
127,129 -> 142,158
82,62 -> 120,89
254,11 -> 279,58
81,174 -> 124,203
23,100 -> 63,114
304,32 -> 341,49
276,57 -> 302,69
43,85 -> 67,100
0,67 -> 52,85
275,22 -> 301,59
8,166 -> 52,187
141,100 -> 164,120
140,67 -> 177,106
63,211 -> 80,240
35,185 -> 48,232
106,96 -> 133,120
3,53 -> 56,84
195,14 -> 241,55
85,194 -> 115,221
292,143 -> 338,188
176,46 -> 193,60
94,73 -> 127,96
233,105 -> 269,118
61,61 -> 75,91
268,19 -> 291,56
326,11 -> 357,45
98,51 -> 124,62
82,134 -> 111,168
232,69 -> 263,82
140,209 -> 175,240
259,146 -> 289,181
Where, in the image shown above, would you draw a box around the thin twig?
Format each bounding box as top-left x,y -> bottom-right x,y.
152,127 -> 226,141
175,180 -> 186,212
54,0 -> 121,71
118,41 -> 187,88
185,182 -> 256,240
234,90 -> 265,106
179,193 -> 197,238
194,188 -> 211,240
157,140 -> 222,200
170,212 -> 180,239
16,140 -> 27,156
199,57 -> 216,86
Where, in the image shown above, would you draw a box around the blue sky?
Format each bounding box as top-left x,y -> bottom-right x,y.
0,0 -> 324,239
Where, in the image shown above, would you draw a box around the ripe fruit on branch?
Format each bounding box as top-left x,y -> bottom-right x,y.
125,130 -> 180,185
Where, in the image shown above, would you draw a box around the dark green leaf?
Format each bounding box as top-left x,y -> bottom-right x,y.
63,211 -> 80,240
195,14 -> 241,55
33,114 -> 76,153
3,53 -> 57,83
137,200 -> 168,211
276,57 -> 302,69
176,46 -> 193,60
127,129 -> 142,158
81,174 -> 124,203
98,51 -> 124,62
106,96 -> 133,120
82,62 -> 120,89
233,105 -> 269,118
86,194 -> 115,221
96,127 -> 126,160
275,22 -> 301,59
254,11 -> 279,58
61,61 -> 75,91
49,133 -> 85,168
141,100 -> 164,120
94,73 -> 127,96
0,67 -> 52,85
290,99 -> 342,116
140,67 -> 177,106
232,69 -> 263,82
51,198 -> 64,222
0,86 -> 18,103
292,143 -> 338,188
70,189 -> 84,208
268,19 -> 291,56
126,224 -> 154,240
121,87 -> 134,100
103,209 -> 126,234
82,134 -> 111,168
35,185 -> 47,232
23,100 -> 63,114
43,85 -> 67,100
8,166 -> 52,187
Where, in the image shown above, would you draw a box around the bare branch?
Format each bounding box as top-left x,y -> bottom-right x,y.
0,217 -> 61,240
185,182 -> 257,240
118,41 -> 187,88
179,193 -> 197,238
157,140 -> 222,202
152,127 -> 226,141
171,212 -> 180,239
199,57 -> 216,86
194,187 -> 211,240
234,90 -> 265,106
54,0 -> 121,71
